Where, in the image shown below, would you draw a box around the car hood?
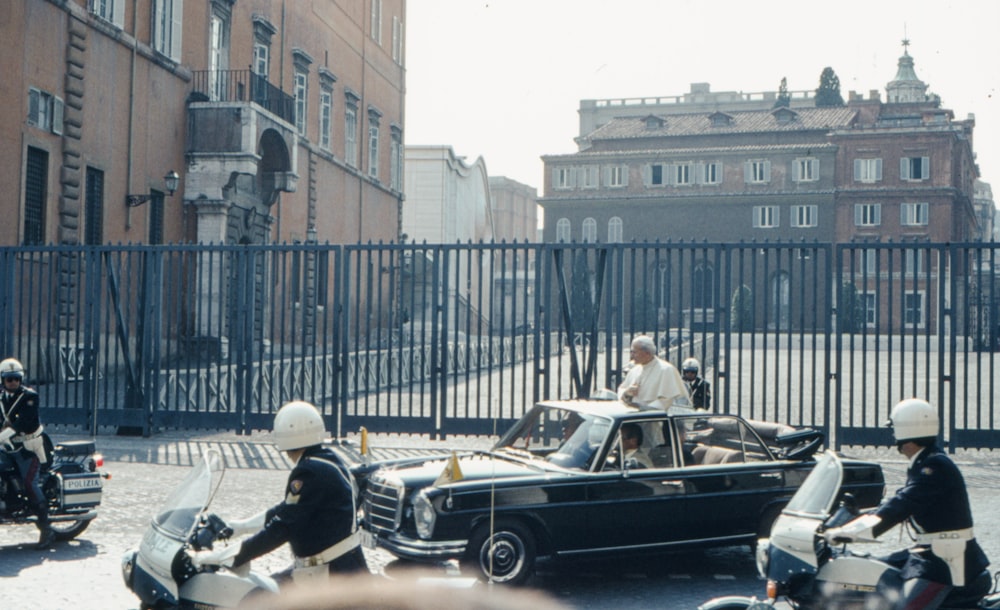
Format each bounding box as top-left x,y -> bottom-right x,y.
376,451 -> 554,489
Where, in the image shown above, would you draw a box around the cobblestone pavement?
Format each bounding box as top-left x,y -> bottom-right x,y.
3,429 -> 999,609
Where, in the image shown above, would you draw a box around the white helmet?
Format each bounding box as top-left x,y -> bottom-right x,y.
682,358 -> 700,373
889,398 -> 939,442
273,401 -> 327,451
0,358 -> 25,381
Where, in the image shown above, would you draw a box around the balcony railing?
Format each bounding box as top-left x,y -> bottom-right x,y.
190,69 -> 295,125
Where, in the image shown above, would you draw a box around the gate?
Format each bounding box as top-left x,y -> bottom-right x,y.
0,242 -> 997,450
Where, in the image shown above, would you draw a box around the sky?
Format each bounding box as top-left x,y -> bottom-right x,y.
404,0 -> 999,209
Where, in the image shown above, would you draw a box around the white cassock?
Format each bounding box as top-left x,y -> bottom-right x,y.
617,358 -> 689,409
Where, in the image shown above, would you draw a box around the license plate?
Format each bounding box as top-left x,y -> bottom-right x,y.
360,529 -> 377,549
63,477 -> 102,491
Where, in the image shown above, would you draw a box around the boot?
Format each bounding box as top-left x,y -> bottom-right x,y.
34,503 -> 55,550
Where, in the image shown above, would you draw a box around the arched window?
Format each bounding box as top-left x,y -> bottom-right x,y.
608,217 -> 623,243
556,218 -> 571,243
692,262 -> 715,308
582,217 -> 597,243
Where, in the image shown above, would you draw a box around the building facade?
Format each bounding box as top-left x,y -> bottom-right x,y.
2,0 -> 406,248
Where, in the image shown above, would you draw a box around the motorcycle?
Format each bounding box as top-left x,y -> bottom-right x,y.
121,449 -> 279,609
699,451 -> 1000,610
0,434 -> 108,542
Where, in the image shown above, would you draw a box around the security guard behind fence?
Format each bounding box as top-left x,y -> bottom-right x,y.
189,400 -> 369,584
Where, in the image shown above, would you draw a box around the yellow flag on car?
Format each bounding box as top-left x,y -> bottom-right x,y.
434,451 -> 464,486
360,426 -> 369,456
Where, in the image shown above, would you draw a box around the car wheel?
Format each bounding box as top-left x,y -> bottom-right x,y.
462,519 -> 536,586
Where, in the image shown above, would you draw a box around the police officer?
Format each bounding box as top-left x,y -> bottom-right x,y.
825,398 -> 990,609
189,400 -> 368,583
681,358 -> 711,410
0,357 -> 53,549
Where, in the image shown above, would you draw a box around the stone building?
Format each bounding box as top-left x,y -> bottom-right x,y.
1,0 -> 406,248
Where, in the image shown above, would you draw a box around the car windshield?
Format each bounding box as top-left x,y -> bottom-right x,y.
783,451 -> 842,516
495,404 -> 613,470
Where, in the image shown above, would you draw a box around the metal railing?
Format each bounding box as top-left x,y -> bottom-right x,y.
189,69 -> 295,124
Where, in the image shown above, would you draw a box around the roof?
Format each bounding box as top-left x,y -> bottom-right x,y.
586,106 -> 858,140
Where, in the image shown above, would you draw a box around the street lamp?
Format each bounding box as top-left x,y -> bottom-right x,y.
126,170 -> 180,207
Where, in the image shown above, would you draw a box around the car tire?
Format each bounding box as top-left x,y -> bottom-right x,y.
462,519 -> 536,586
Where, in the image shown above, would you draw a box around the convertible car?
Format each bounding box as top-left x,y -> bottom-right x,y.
351,400 -> 885,585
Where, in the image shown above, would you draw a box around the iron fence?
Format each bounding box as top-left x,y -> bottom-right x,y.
0,241 -> 997,450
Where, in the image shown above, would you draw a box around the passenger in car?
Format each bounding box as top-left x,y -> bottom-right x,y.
621,423 -> 652,468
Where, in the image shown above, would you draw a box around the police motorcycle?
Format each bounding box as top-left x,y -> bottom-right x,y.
699,451 -> 1000,610
0,434 -> 107,541
121,449 -> 279,609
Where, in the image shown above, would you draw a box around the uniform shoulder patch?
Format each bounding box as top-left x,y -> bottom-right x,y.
920,466 -> 934,476
289,479 -> 304,494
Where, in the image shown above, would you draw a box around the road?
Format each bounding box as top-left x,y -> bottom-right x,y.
2,432 -> 999,609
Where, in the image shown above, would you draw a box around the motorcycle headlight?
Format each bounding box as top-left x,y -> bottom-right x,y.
413,492 -> 437,539
755,538 -> 770,579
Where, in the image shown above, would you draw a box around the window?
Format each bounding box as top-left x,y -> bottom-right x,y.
368,107 -> 381,179
90,0 -> 124,27
745,160 -> 771,184
904,249 -> 924,274
390,125 -> 402,191
254,43 -> 269,78
153,0 -> 183,61
647,163 -> 665,186
857,249 -> 878,275
608,217 -> 623,243
554,167 -> 574,189
900,156 -> 929,181
862,293 -> 877,328
903,291 -> 925,328
701,162 -> 721,184
392,16 -> 404,64
294,69 -> 308,136
581,218 -> 597,243
582,166 -> 599,189
207,8 -> 230,101
791,205 -> 817,228
752,206 -> 778,228
674,163 -> 691,185
84,167 -> 104,245
27,88 -> 64,135
854,203 -> 881,226
23,147 -> 48,245
854,158 -> 882,182
319,88 -> 332,150
148,190 -> 165,245
794,158 -> 818,182
900,202 -> 928,226
607,166 -> 626,187
345,90 -> 360,168
370,0 -> 382,45
555,218 -> 571,243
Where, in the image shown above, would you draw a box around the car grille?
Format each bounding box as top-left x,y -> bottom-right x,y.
363,475 -> 404,536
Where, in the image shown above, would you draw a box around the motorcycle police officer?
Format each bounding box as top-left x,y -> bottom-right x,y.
189,400 -> 369,583
681,358 -> 711,410
825,398 -> 990,609
0,357 -> 53,549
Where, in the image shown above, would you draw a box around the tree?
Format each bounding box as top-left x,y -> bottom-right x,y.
773,77 -> 791,109
730,284 -> 753,331
814,67 -> 845,107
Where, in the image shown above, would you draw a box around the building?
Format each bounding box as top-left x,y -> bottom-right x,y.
403,145 -> 493,245
2,0 -> 406,248
540,42 -> 986,333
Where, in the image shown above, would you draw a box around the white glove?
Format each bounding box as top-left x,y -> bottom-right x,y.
226,511 -> 267,538
824,514 -> 882,544
0,427 -> 14,451
187,543 -> 241,568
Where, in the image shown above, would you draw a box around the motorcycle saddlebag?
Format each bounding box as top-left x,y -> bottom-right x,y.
55,440 -> 97,456
59,473 -> 103,509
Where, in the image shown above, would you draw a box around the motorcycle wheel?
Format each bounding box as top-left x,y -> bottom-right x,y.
51,518 -> 91,541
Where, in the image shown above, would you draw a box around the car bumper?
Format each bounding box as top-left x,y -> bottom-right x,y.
371,530 -> 468,560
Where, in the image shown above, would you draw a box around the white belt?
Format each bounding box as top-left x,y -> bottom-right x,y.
915,527 -> 974,544
294,531 -> 360,568
12,425 -> 43,444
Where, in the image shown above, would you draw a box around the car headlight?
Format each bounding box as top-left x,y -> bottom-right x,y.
121,549 -> 136,587
755,538 -> 770,578
413,492 -> 437,539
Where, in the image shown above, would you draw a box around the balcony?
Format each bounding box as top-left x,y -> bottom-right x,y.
190,69 -> 295,124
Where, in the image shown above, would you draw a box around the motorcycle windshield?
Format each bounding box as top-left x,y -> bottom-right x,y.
152,450 -> 225,539
784,451 -> 843,516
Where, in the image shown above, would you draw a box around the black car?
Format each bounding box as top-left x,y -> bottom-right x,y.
354,400 -> 885,585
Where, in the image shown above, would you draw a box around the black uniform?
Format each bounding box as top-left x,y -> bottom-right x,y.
1,383 -> 46,505
233,445 -> 368,577
687,377 -> 711,410
874,444 -> 989,587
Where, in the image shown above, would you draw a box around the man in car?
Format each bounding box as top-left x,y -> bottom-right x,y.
617,336 -> 689,410
620,423 -> 652,468
824,398 -> 989,609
